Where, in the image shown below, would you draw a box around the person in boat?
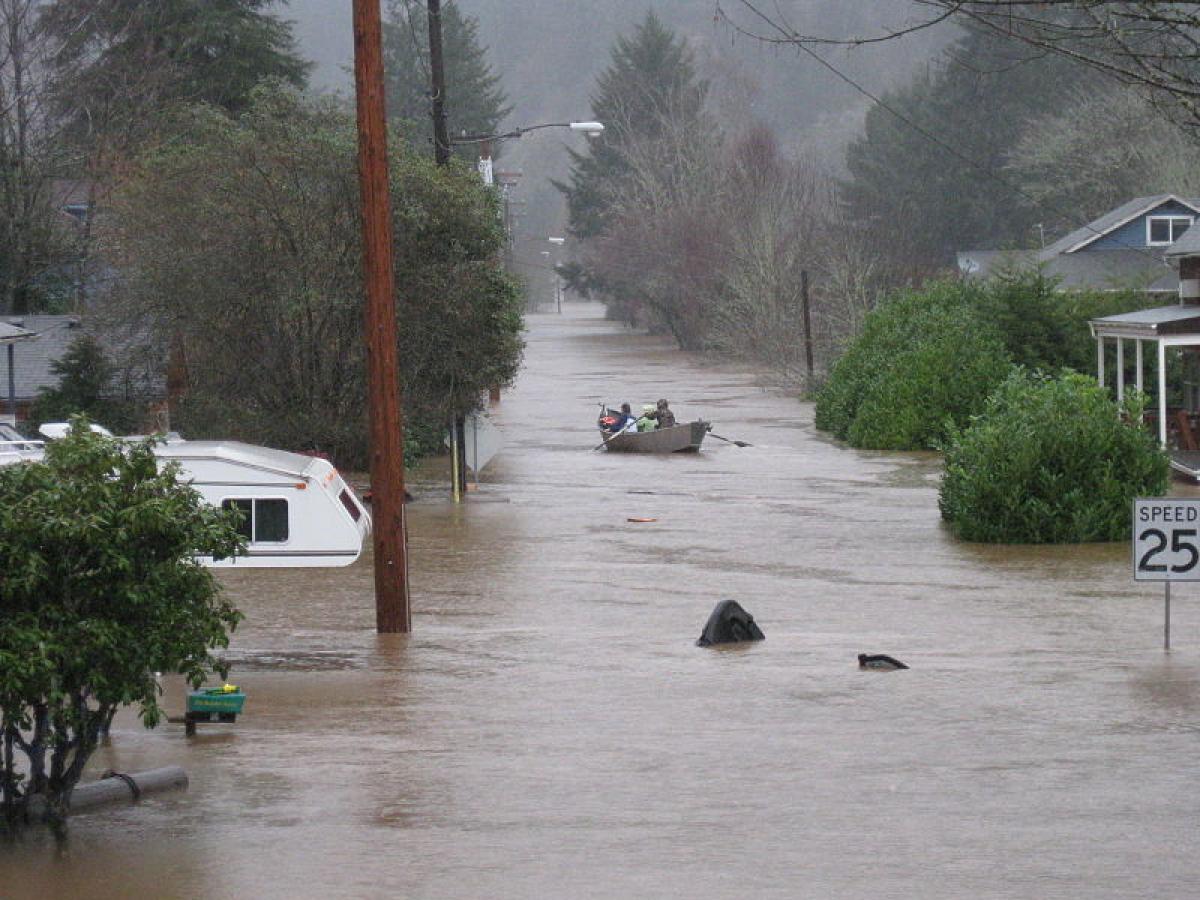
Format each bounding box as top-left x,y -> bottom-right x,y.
617,402 -> 637,432
635,404 -> 658,432
599,403 -> 635,434
652,398 -> 676,429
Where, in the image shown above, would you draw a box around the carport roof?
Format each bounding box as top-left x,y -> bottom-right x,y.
0,322 -> 36,344
1090,304 -> 1200,339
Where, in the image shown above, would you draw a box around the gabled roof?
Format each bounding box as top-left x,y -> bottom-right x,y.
1042,194 -> 1200,257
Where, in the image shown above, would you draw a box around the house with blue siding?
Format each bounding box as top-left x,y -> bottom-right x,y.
958,194 -> 1200,294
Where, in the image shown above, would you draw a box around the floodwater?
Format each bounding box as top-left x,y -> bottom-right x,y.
5,304 -> 1200,898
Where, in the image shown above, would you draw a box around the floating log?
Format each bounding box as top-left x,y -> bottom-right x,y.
858,653 -> 908,671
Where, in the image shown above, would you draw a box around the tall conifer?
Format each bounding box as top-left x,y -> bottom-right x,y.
383,1 -> 509,159
557,12 -> 707,240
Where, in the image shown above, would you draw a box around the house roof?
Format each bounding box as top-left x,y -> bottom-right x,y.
0,322 -> 37,344
0,316 -> 84,399
1043,194 -> 1200,257
1043,248 -> 1177,292
1090,304 -> 1200,339
958,247 -> 1177,292
1165,223 -> 1200,258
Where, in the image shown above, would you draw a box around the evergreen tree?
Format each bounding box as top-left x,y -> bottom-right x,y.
383,1 -> 509,161
29,334 -> 138,433
40,0 -> 311,142
557,12 -> 707,240
841,27 -> 1092,276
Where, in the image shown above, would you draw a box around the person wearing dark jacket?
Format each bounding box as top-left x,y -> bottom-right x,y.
653,398 -> 676,429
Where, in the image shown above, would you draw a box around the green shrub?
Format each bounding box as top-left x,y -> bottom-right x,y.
815,280 -> 1012,449
978,268 -> 1146,373
939,370 -> 1169,543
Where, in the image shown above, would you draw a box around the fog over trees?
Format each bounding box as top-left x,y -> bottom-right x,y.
286,0 -> 954,271
15,0 -> 1200,438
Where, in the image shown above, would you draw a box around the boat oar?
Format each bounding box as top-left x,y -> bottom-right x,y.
708,431 -> 752,448
593,429 -> 626,451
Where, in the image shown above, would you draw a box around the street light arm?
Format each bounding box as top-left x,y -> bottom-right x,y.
451,121 -> 604,145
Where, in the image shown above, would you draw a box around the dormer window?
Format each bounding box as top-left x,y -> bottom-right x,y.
1148,215 -> 1193,246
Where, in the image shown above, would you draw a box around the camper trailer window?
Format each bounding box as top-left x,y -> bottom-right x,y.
256,498 -> 289,542
222,498 -> 253,541
339,489 -> 362,522
221,497 -> 289,543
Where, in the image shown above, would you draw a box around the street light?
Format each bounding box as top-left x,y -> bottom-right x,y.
445,121 -> 600,498
452,122 -> 604,145
453,121 -> 604,186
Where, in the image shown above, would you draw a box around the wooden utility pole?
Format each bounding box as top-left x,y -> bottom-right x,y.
800,269 -> 814,380
352,0 -> 410,633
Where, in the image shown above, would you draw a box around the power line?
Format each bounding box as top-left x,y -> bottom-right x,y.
716,0 -> 1175,269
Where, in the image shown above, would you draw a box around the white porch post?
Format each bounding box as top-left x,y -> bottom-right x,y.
1136,340 -> 1144,393
1159,340 -> 1168,448
1116,338 -> 1125,401
1097,336 -> 1105,387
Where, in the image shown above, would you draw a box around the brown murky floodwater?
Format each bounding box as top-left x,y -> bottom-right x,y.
5,304 -> 1200,898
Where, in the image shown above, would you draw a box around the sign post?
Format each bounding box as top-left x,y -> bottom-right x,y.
1132,498 -> 1200,650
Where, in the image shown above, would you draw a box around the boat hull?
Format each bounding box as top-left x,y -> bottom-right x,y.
600,420 -> 708,453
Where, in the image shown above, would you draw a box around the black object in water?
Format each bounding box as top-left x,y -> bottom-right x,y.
858,653 -> 908,671
697,600 -> 765,647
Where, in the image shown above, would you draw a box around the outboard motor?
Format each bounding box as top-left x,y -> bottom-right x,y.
697,600 -> 765,647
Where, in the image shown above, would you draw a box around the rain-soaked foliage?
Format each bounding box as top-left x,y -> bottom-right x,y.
940,371 -> 1169,543
814,280 -> 1012,450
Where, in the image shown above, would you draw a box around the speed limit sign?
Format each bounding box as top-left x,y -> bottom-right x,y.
1133,498 -> 1200,581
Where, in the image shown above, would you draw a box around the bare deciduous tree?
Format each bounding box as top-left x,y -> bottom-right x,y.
0,0 -> 72,314
717,1 -> 1200,128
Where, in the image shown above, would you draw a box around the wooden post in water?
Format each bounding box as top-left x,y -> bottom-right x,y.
800,269 -> 814,380
352,0 -> 410,633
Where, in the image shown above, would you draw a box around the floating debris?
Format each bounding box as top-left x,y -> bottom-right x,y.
858,653 -> 908,671
697,600 -> 765,647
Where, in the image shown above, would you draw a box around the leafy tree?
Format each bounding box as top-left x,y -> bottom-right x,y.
0,1 -> 310,315
382,0 -> 509,161
940,371 -> 1169,543
0,420 -> 243,831
814,279 -> 1013,450
105,83 -> 523,467
28,334 -> 139,433
842,27 -> 1091,274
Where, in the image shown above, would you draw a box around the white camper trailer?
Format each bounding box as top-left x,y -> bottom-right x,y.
0,426 -> 372,568
152,439 -> 370,568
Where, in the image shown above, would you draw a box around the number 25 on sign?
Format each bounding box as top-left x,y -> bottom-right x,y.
1133,499 -> 1200,581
